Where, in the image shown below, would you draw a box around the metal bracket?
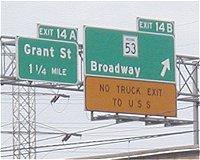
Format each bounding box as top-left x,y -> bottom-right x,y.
90,112 -> 193,127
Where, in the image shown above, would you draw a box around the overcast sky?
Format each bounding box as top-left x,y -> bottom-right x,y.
1,1 -> 199,159
1,1 -> 199,56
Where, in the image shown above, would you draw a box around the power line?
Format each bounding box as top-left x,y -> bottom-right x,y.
1,122 -> 12,128
1,105 -> 195,154
35,120 -> 117,136
1,135 -> 13,146
176,20 -> 199,27
1,134 -> 64,150
1,130 -> 197,152
1,130 -> 196,157
35,122 -> 66,134
75,123 -> 117,134
2,123 -> 192,136
1,100 -> 197,157
36,105 -> 195,135
177,42 -> 199,48
154,105 -> 194,115
1,130 -> 64,135
5,105 -> 193,135
51,102 -> 68,113
1,105 -> 195,135
84,126 -> 192,135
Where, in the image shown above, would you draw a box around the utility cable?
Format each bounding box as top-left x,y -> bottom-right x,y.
1,130 -> 196,153
75,123 -> 117,134
1,105 -> 195,153
35,122 -> 66,134
176,20 -> 198,27
1,130 -> 197,157
1,122 -> 12,128
1,134 -> 64,151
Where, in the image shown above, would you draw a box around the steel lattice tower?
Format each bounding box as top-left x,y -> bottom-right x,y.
12,86 -> 36,159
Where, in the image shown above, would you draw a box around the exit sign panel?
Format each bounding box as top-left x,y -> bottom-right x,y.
84,26 -> 175,83
17,37 -> 78,84
137,17 -> 174,35
38,24 -> 78,42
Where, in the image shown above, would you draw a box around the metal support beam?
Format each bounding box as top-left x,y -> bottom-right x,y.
91,113 -> 193,126
193,61 -> 199,145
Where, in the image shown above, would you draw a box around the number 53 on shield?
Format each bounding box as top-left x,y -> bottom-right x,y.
123,35 -> 138,57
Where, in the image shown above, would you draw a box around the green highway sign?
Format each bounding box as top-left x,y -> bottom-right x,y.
38,24 -> 78,42
137,17 -> 174,36
17,37 -> 78,84
84,26 -> 175,83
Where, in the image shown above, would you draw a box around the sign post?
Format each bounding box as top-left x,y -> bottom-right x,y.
17,37 -> 78,84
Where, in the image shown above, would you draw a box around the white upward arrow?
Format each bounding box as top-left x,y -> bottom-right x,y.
161,59 -> 170,77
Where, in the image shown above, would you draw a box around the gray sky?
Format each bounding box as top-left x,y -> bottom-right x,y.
1,1 -> 199,159
1,1 -> 199,56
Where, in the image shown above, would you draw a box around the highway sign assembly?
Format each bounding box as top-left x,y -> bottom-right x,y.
17,37 -> 78,84
84,26 -> 176,117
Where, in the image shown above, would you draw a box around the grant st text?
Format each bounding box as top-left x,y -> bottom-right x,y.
23,43 -> 74,77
